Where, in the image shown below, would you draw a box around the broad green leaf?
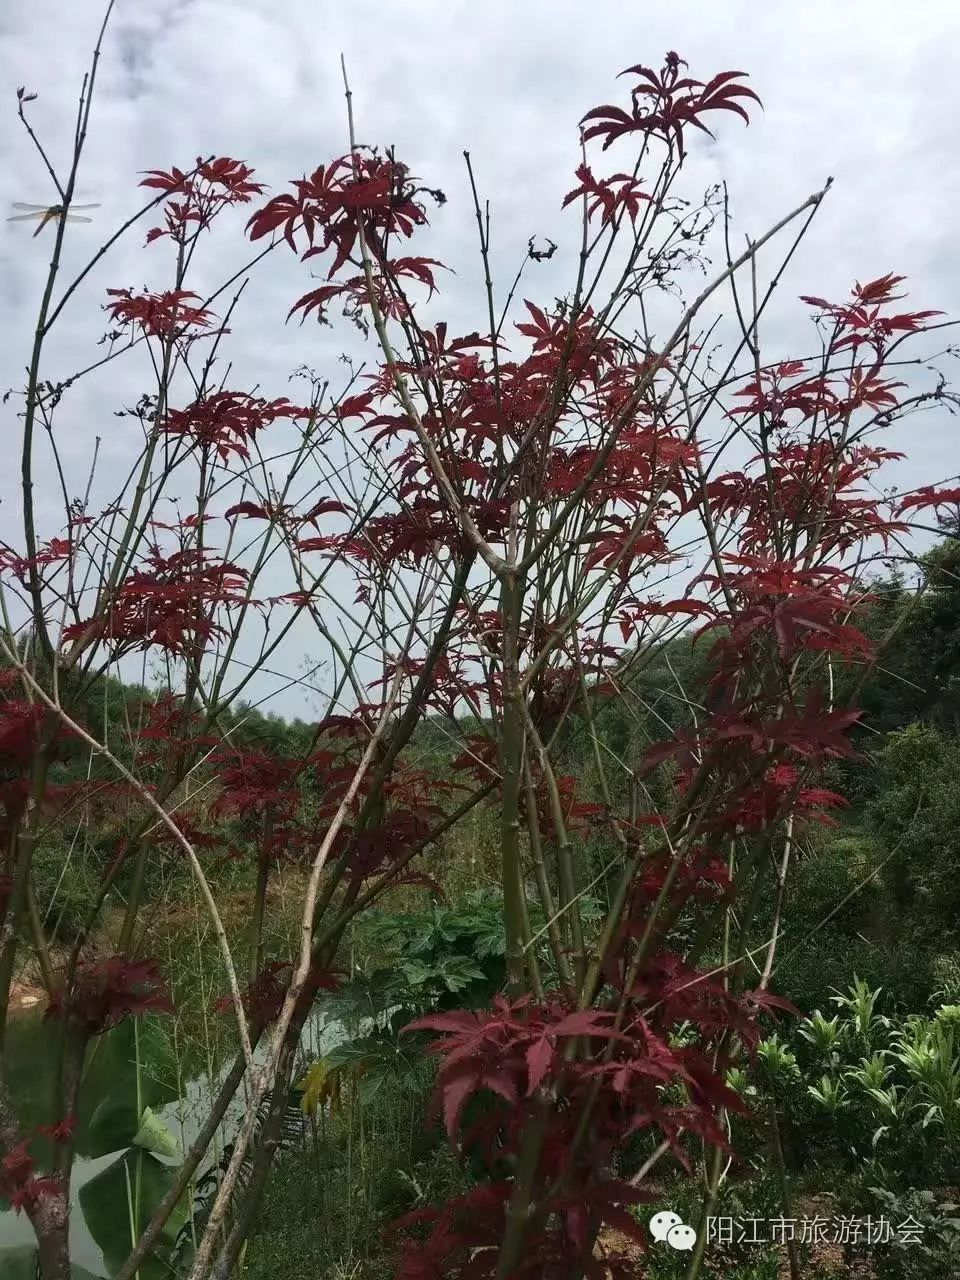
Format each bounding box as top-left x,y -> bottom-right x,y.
76,1019 -> 179,1158
132,1106 -> 180,1158
399,958 -> 433,986
79,1148 -> 187,1280
0,1245 -> 38,1280
0,1247 -> 100,1279
358,1071 -> 388,1104
86,1095 -> 140,1158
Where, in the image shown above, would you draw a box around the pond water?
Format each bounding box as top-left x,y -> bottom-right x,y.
0,1009 -> 345,1277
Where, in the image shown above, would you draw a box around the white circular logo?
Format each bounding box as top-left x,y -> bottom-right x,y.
649,1210 -> 684,1243
666,1223 -> 697,1251
649,1210 -> 698,1250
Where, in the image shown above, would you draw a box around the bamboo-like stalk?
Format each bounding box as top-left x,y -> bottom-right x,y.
499,569 -> 527,996
250,810 -> 275,982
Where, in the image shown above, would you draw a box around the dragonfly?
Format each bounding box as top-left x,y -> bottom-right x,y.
6,201 -> 101,237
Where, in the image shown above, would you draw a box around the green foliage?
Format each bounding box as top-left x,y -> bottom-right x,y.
30,836 -> 105,946
849,1186 -> 960,1280
75,1018 -> 180,1159
79,1148 -> 187,1280
358,890 -> 510,1009
827,541 -> 960,752
865,723 -> 960,925
767,829 -> 942,1013
932,953 -> 960,1005
320,1035 -> 429,1107
173,1089 -> 306,1273
242,1137 -> 469,1280
0,1250 -> 101,1280
0,1248 -> 39,1280
755,980 -> 960,1183
777,934 -> 938,1016
331,888 -> 592,1033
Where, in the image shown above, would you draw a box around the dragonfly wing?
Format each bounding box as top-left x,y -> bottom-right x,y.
10,202 -> 49,211
67,203 -> 101,210
64,216 -> 93,223
7,212 -> 44,222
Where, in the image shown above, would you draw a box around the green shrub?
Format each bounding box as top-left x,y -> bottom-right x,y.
774,935 -> 938,1016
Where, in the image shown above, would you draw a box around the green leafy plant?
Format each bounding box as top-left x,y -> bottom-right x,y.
831,975 -> 890,1053
857,1187 -> 960,1280
798,1010 -> 842,1065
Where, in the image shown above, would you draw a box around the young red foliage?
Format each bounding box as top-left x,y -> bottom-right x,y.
215,961 -> 338,1025
104,288 -> 217,338
581,53 -> 761,156
46,956 -> 173,1035
163,392 -> 311,462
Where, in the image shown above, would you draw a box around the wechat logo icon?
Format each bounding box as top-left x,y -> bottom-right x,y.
649,1210 -> 698,1252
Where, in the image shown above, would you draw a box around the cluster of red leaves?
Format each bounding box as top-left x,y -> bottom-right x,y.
581,51 -> 761,157
248,151 -> 439,327
202,720 -> 457,891
395,1180 -> 652,1280
450,733 -> 500,788
288,256 -> 447,326
702,440 -> 909,559
207,744 -> 342,870
210,748 -> 310,822
614,595 -> 715,644
0,1125 -> 71,1215
328,811 -> 432,883
62,546 -> 249,657
562,163 -> 651,225
546,421 -> 692,515
644,695 -> 863,799
135,692 -> 219,767
896,484 -> 960,519
0,536 -> 72,588
370,652 -> 486,722
0,698 -> 48,772
0,692 -> 78,848
45,956 -> 173,1036
0,1115 -> 73,1214
730,362 -> 906,427
515,302 -> 620,382
528,771 -> 606,842
800,273 -> 942,354
699,555 -> 873,668
318,758 -> 464,886
163,392 -> 312,463
214,961 -> 338,1025
358,502 -> 469,566
396,979 -> 792,1278
104,288 -> 217,339
629,846 -> 732,909
723,762 -> 848,834
337,310 -> 682,574
140,156 -> 265,245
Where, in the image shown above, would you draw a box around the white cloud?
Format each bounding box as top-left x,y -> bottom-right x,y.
1,0 -> 958,717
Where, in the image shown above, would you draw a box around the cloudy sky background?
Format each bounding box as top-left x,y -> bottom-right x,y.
1,0 -> 958,721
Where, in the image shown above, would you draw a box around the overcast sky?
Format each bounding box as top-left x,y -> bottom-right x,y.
1,1 -> 958,721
